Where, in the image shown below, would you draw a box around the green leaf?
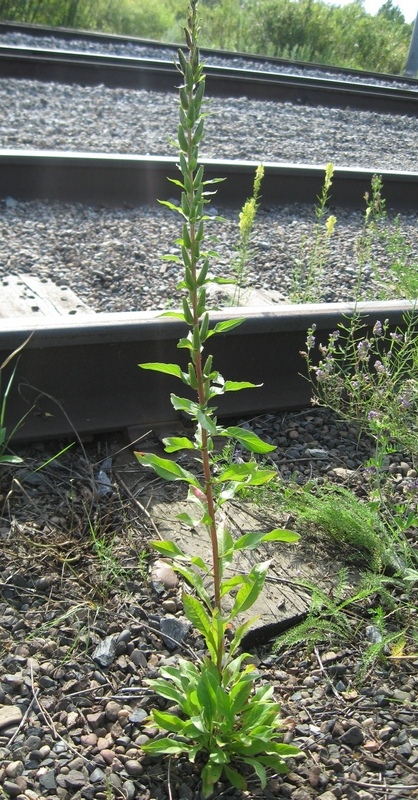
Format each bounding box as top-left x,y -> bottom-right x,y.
161,254 -> 182,263
227,616 -> 258,655
229,676 -> 254,716
158,200 -> 186,217
139,362 -> 183,379
159,311 -> 186,320
142,737 -> 191,756
218,525 -> 234,560
223,380 -> 260,391
151,710 -> 186,734
197,673 -> 219,726
177,511 -> 201,528
210,276 -> 236,285
223,765 -> 247,791
170,394 -> 200,416
190,555 -> 209,571
146,679 -> 185,707
234,529 -> 300,551
174,565 -> 212,609
148,539 -> 188,559
212,318 -> 246,334
231,561 -> 270,617
201,761 -> 223,798
219,575 -> 245,597
135,452 -> 199,487
163,436 -> 195,452
258,754 -> 290,773
216,462 -> 276,486
0,454 -> 23,464
242,757 -> 267,788
166,177 -> 185,189
182,593 -> 215,648
221,426 -> 276,454
196,408 -> 218,435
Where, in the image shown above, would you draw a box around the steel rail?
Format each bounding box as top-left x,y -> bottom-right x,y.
0,45 -> 417,115
0,302 -> 413,442
1,151 -> 418,210
2,20 -> 417,90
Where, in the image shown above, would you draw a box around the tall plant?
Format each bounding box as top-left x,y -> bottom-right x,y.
135,2 -> 300,795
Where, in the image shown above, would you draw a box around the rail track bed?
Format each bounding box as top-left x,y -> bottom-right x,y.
1,153 -> 417,441
2,20 -> 418,90
1,26 -> 417,800
0,42 -> 417,116
0,23 -> 416,442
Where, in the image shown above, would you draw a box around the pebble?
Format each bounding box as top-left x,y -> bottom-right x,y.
92,636 -> 117,667
160,615 -> 191,649
0,706 -> 23,729
124,759 -> 143,777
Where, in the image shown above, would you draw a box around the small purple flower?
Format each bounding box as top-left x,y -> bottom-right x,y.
357,339 -> 371,361
374,360 -> 388,375
373,320 -> 383,337
400,395 -> 412,410
368,410 -> 381,421
364,465 -> 377,476
315,369 -> 326,382
306,333 -> 316,349
390,332 -> 403,342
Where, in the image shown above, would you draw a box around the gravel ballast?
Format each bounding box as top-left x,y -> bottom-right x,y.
1,409 -> 418,800
0,33 -> 418,313
1,78 -> 418,171
1,31 -> 418,800
1,199 -> 417,313
1,29 -> 417,90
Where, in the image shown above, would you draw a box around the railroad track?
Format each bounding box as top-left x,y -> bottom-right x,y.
0,24 -> 416,445
1,301 -> 413,443
1,151 -> 418,209
2,19 -> 418,89
0,43 -> 417,115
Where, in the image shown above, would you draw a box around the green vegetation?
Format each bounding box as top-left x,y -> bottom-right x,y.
232,163 -> 264,305
0,0 -> 413,75
290,162 -> 337,303
134,3 -> 300,794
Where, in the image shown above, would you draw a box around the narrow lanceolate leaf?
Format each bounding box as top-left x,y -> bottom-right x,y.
142,737 -> 192,756
218,526 -> 234,559
170,394 -> 200,416
158,199 -> 186,217
174,565 -> 212,609
182,593 -> 214,643
135,452 -> 200,487
212,318 -> 246,334
234,529 -> 300,551
231,561 -> 271,617
216,462 -> 276,486
196,409 -> 218,435
242,758 -> 267,789
223,380 -> 260,391
148,539 -> 188,559
159,311 -> 186,320
163,436 -> 195,452
139,362 -> 184,379
221,426 -> 276,453
151,710 -> 187,734
223,765 -> 247,791
177,511 -> 202,529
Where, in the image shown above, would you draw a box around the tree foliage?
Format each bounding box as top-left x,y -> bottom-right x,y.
0,0 -> 412,75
